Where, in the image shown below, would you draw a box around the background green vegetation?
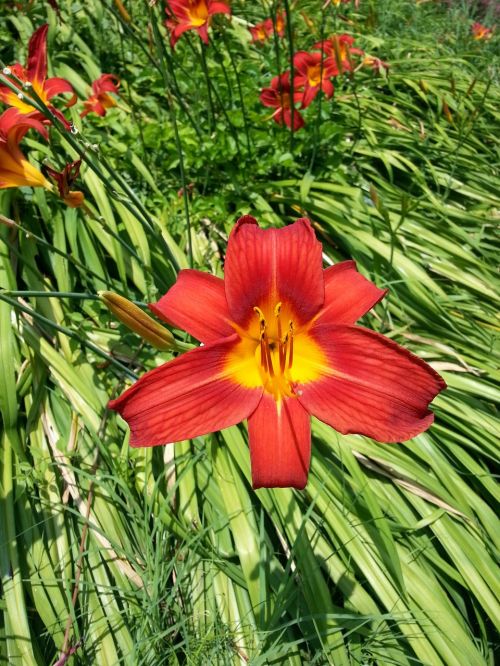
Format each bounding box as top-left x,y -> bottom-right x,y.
0,0 -> 498,664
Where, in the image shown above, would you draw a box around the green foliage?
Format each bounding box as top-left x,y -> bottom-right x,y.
0,0 -> 498,664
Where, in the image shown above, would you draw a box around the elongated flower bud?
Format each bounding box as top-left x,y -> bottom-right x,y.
99,291 -> 174,350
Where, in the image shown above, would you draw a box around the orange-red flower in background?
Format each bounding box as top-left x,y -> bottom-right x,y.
260,72 -> 304,130
80,74 -> 120,118
471,22 -> 493,40
109,216 -> 446,489
44,159 -> 84,208
165,0 -> 231,48
314,34 -> 364,73
293,51 -> 338,108
0,116 -> 51,191
250,11 -> 286,43
0,24 -> 75,131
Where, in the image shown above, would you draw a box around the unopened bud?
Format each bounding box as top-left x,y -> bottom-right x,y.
99,291 -> 175,350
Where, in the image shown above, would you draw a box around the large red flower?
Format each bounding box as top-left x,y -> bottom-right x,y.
260,72 -> 304,131
165,0 -> 231,48
109,216 -> 446,490
80,74 -> 120,118
0,24 -> 75,133
293,51 -> 338,108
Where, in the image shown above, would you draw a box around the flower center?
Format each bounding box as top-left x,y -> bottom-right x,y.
188,1 -> 209,26
307,65 -> 322,87
253,303 -> 296,399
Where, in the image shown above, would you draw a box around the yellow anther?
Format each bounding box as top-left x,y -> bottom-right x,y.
274,302 -> 282,317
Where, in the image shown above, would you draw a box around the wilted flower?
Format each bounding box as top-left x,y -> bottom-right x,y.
165,0 -> 231,48
293,51 -> 338,108
0,24 -> 75,132
361,54 -> 389,74
44,159 -> 84,207
80,74 -> 120,118
109,216 -> 445,489
260,72 -> 304,130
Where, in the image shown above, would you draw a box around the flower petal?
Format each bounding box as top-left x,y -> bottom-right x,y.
149,269 -> 234,343
109,335 -> 262,447
260,88 -> 278,108
208,1 -> 231,15
248,394 -> 311,489
224,216 -> 323,326
27,24 -> 48,86
0,107 -> 48,140
314,261 -> 387,326
44,77 -> 76,103
297,324 -> 446,442
283,107 -> 305,130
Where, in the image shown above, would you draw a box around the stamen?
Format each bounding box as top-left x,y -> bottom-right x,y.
287,321 -> 294,369
265,336 -> 275,376
253,306 -> 266,332
260,332 -> 268,372
280,332 -> 288,373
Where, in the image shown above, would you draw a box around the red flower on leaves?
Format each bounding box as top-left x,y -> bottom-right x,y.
293,51 -> 338,108
109,216 -> 445,490
471,22 -> 493,40
165,0 -> 231,48
80,74 -> 120,118
314,34 -> 364,73
0,24 -> 75,133
260,72 -> 304,131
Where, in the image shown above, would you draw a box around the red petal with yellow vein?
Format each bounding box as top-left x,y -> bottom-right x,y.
248,393 -> 311,489
27,24 -> 48,86
315,261 -> 387,326
149,269 -> 234,344
298,324 -> 446,442
109,335 -> 262,447
224,216 -> 324,326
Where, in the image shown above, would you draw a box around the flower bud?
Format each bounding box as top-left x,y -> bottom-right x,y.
99,291 -> 175,350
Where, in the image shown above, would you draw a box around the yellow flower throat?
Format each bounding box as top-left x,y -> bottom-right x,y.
225,301 -> 326,402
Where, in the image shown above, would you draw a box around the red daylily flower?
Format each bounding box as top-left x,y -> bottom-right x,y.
260,72 -> 304,131
471,22 -> 493,40
249,21 -> 270,44
250,13 -> 285,43
80,74 -> 120,118
293,51 -> 338,108
0,24 -> 75,132
0,119 -> 51,190
314,34 -> 364,73
165,0 -> 231,48
109,216 -> 446,490
44,158 -> 84,208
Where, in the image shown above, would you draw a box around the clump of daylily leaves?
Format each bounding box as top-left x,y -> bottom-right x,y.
0,24 -> 120,205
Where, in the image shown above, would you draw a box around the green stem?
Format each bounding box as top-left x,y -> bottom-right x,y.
148,5 -> 193,268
